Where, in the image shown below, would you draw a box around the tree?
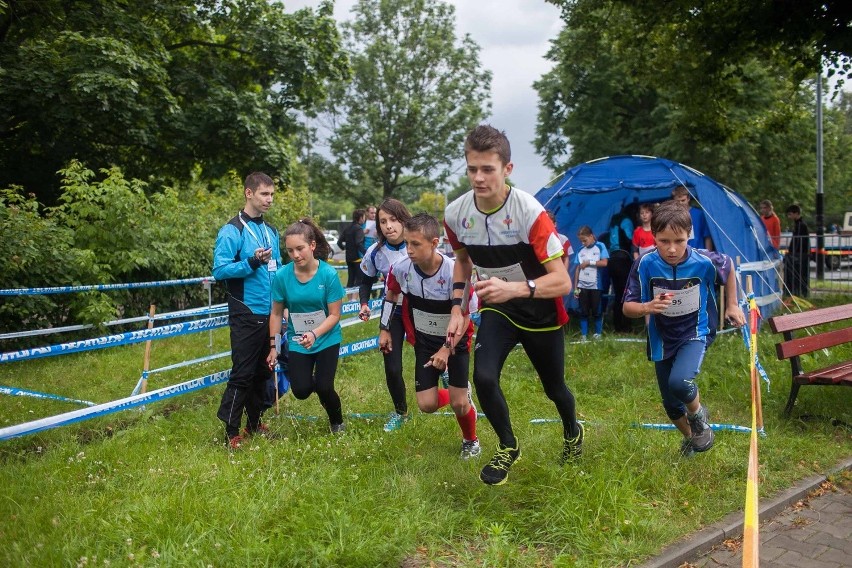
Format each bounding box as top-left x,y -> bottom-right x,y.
534,1 -> 844,208
0,0 -> 349,203
323,0 -> 491,201
548,1 -> 852,83
822,92 -> 852,225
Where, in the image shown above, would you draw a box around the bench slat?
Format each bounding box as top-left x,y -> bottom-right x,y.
796,361 -> 852,385
768,304 -> 852,333
775,327 -> 852,360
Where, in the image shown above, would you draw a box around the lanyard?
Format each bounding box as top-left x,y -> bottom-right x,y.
239,212 -> 272,249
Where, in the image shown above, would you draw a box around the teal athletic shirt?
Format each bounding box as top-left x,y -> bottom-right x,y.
271,260 -> 345,355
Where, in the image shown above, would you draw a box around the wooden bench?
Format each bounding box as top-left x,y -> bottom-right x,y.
767,304 -> 852,416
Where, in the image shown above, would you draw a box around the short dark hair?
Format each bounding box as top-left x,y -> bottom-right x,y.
671,185 -> 690,199
639,202 -> 655,213
785,204 -> 802,215
377,198 -> 412,246
577,225 -> 593,237
244,172 -> 274,192
464,124 -> 511,165
352,208 -> 366,224
652,200 -> 692,235
404,212 -> 440,241
284,217 -> 331,261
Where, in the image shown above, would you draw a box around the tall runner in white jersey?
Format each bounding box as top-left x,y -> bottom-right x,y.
357,198 -> 414,432
379,213 -> 480,458
444,125 -> 583,486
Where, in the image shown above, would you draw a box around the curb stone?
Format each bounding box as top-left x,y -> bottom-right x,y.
638,456 -> 852,568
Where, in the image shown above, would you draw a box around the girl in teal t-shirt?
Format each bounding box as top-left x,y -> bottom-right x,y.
267,218 -> 346,433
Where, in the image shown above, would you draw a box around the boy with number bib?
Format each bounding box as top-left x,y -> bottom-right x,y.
623,200 -> 744,456
444,125 -> 582,486
379,213 -> 480,458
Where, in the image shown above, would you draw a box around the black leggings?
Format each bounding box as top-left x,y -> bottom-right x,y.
384,314 -> 407,414
345,261 -> 363,289
288,344 -> 343,425
473,310 -> 579,448
608,250 -> 633,332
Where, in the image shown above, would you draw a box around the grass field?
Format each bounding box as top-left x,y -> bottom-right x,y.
0,299 -> 849,567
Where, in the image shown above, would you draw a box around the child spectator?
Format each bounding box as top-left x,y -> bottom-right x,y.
573,226 -> 609,340
632,203 -> 656,259
623,200 -> 745,456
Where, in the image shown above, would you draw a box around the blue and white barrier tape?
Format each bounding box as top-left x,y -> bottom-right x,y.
339,336 -> 379,357
0,316 -> 229,364
0,385 -> 96,407
0,276 -> 212,296
739,322 -> 771,389
530,418 -> 752,433
0,304 -> 230,341
634,422 -> 753,433
2,333 -> 382,440
341,297 -> 383,316
149,351 -> 232,376
152,304 -> 228,321
0,370 -> 231,441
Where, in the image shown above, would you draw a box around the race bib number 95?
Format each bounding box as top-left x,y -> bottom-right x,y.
652,285 -> 700,317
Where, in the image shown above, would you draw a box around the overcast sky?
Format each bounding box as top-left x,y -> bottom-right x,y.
286,0 -> 564,193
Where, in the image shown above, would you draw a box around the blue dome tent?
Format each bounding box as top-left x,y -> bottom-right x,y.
536,155 -> 782,317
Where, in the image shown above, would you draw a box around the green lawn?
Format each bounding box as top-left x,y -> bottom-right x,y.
0,301 -> 849,567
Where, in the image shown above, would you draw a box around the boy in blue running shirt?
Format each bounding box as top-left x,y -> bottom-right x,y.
623,200 -> 745,456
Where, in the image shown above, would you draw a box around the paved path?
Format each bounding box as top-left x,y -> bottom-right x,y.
687,475 -> 851,567
640,457 -> 852,568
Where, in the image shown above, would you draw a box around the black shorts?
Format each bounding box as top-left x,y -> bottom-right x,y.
413,343 -> 470,392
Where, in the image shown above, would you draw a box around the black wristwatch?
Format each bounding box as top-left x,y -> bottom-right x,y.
526,279 -> 536,299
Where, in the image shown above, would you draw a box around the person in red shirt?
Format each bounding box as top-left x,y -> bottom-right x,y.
759,200 -> 781,249
632,203 -> 656,259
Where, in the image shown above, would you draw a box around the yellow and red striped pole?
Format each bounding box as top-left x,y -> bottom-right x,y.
742,278 -> 760,567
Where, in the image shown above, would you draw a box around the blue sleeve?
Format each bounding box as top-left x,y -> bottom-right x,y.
212,224 -> 253,281
598,242 -> 610,259
710,251 -> 732,286
360,244 -> 378,277
623,259 -> 642,303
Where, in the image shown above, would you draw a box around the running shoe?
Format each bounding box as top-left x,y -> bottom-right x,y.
592,333 -> 602,340
561,421 -> 584,464
679,437 -> 695,458
479,444 -> 521,485
330,422 -> 346,435
383,411 -> 410,432
580,335 -> 588,343
687,405 -> 714,452
460,438 -> 481,459
227,434 -> 244,450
